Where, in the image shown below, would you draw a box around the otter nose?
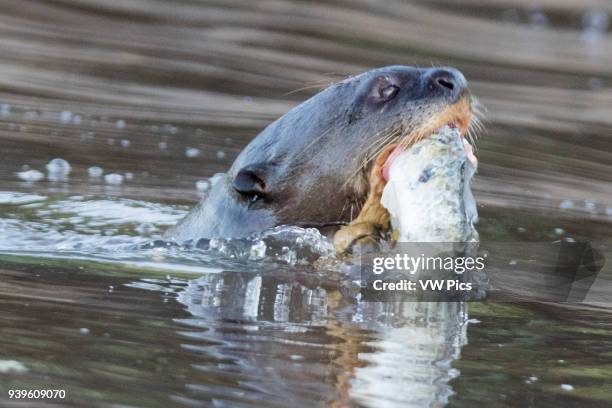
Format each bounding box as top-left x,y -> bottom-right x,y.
426,67 -> 468,100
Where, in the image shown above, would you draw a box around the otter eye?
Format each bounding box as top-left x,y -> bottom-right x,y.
379,84 -> 399,101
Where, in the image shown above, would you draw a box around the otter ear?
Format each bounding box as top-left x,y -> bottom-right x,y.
232,163 -> 271,198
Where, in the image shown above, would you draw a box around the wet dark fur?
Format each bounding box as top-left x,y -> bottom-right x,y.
166,66 -> 471,241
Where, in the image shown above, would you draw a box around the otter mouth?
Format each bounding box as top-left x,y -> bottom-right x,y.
377,97 -> 477,183
381,123 -> 478,182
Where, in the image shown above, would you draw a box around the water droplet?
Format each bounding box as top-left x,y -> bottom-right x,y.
0,103 -> 11,116
584,201 -> 596,212
60,111 -> 72,123
16,169 -> 44,182
186,147 -> 200,158
582,10 -> 609,42
104,173 -> 124,185
528,9 -> 548,27
88,166 -> 104,178
196,180 -> 211,192
46,158 -> 71,178
0,360 -> 27,374
115,119 -> 126,129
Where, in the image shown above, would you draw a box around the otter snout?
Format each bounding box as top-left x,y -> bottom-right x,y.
425,67 -> 469,102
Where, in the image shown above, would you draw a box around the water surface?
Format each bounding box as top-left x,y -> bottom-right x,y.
0,1 -> 611,407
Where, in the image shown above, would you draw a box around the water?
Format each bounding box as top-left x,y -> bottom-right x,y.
1,0 -> 612,407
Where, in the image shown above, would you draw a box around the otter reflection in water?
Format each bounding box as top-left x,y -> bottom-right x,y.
175,271 -> 469,407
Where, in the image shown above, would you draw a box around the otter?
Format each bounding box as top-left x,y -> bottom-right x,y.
165,66 -> 473,246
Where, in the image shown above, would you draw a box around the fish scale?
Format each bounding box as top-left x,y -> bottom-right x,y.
381,126 -> 478,242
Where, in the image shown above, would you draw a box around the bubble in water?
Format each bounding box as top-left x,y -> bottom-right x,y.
216,150 -> 226,160
79,328 -> 90,335
164,124 -> 178,134
584,200 -> 596,212
72,114 -> 82,125
186,147 -> 200,158
559,200 -> 574,210
0,360 -> 27,374
136,222 -> 156,235
125,172 -> 134,180
280,246 -> 297,265
582,10 -> 609,42
17,169 -> 44,182
60,111 -> 72,123
196,180 -> 211,192
554,228 -> 564,236
0,103 -> 10,116
209,173 -> 225,187
159,141 -> 168,150
46,158 -> 71,177
104,173 -> 124,185
88,166 -> 104,178
528,9 -> 548,27
120,139 -> 131,148
115,119 -> 126,129
249,240 -> 267,260
260,226 -> 335,263
560,384 -> 574,392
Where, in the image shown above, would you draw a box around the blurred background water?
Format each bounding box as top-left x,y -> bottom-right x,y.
0,1 -> 611,407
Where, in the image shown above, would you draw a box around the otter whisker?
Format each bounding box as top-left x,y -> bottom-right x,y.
284,79 -> 335,96
341,124 -> 404,192
361,125 -> 403,163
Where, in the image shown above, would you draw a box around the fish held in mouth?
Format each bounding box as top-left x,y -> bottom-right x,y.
332,124 -> 478,254
382,125 -> 478,243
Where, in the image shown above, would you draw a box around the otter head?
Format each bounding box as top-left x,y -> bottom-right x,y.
166,66 -> 474,241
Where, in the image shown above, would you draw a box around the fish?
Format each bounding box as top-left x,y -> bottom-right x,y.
380,125 -> 478,243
